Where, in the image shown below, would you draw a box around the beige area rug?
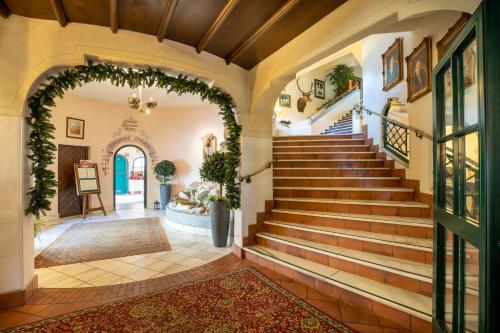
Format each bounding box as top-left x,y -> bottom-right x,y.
35,217 -> 171,268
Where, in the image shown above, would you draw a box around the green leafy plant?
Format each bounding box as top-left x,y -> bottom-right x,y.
25,63 -> 242,218
154,160 -> 176,185
200,151 -> 227,200
207,195 -> 229,204
326,64 -> 355,98
34,219 -> 43,239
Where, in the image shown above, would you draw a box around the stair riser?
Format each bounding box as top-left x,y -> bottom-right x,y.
274,134 -> 362,141
331,124 -> 353,129
274,160 -> 384,168
272,211 -> 433,239
256,236 -> 433,297
243,250 -> 433,332
324,130 -> 353,135
273,189 -> 415,201
274,152 -> 376,160
273,146 -> 371,153
273,140 -> 366,147
274,199 -> 431,218
273,169 -> 393,177
262,226 -> 432,265
273,178 -> 402,188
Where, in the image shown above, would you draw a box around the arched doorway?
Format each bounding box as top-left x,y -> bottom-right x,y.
113,145 -> 147,211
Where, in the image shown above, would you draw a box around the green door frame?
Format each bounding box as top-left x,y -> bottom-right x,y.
432,1 -> 500,332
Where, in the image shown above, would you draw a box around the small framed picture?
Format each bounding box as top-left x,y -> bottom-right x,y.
314,79 -> 325,99
279,94 -> 291,108
406,36 -> 432,102
66,117 -> 85,139
382,38 -> 403,91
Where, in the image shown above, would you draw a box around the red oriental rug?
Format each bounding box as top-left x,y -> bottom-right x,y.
5,267 -> 356,333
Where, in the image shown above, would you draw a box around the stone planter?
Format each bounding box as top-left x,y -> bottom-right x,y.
160,184 -> 171,210
209,200 -> 230,247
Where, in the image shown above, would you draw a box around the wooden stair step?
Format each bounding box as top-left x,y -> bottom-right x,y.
273,167 -> 393,177
274,197 -> 430,218
255,232 -> 433,296
274,160 -> 386,168
273,176 -> 402,188
244,245 -> 432,323
273,139 -> 366,147
273,145 -> 371,152
273,152 -> 376,159
273,134 -> 361,141
273,186 -> 415,201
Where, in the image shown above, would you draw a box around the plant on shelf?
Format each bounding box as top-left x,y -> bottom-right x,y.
200,152 -> 230,247
154,160 -> 176,209
326,64 -> 355,98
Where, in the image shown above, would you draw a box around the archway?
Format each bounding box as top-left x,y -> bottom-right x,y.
24,63 -> 241,219
113,145 -> 147,211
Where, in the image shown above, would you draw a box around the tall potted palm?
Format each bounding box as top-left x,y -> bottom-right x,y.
200,152 -> 230,247
154,160 -> 176,209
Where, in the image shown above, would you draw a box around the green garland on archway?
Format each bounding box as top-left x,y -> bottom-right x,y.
25,63 -> 241,218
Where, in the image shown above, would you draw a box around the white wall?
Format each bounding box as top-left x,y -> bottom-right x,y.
361,11 -> 462,194
49,93 -> 224,217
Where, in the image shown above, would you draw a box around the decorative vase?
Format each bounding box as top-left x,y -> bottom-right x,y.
209,201 -> 230,247
160,184 -> 171,210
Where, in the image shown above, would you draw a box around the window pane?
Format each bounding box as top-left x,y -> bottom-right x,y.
462,39 -> 478,127
464,132 -> 479,224
464,241 -> 479,333
443,66 -> 454,135
441,140 -> 454,212
445,229 -> 454,331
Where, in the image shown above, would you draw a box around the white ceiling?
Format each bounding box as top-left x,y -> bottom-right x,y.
67,80 -> 212,109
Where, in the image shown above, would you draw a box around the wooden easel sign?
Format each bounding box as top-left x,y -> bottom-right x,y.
74,162 -> 106,218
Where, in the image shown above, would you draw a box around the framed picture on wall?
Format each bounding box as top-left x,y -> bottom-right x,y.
279,94 -> 291,108
314,79 -> 325,99
436,12 -> 471,61
382,38 -> 403,91
406,36 -> 432,102
66,117 -> 85,139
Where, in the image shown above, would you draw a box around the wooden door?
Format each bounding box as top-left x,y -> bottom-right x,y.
114,154 -> 129,195
58,144 -> 89,217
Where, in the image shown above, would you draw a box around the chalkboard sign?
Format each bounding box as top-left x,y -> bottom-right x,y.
74,163 -> 101,195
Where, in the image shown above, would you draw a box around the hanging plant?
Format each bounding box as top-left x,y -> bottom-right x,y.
326,64 -> 355,98
25,63 -> 242,218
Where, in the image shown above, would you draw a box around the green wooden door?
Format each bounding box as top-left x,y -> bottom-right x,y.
115,154 -> 128,195
433,2 -> 500,332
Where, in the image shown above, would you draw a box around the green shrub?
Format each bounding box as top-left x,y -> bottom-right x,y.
326,64 -> 355,98
154,160 -> 176,185
200,152 -> 227,198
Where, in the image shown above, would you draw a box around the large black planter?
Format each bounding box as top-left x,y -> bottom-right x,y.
209,201 -> 230,247
159,184 -> 171,210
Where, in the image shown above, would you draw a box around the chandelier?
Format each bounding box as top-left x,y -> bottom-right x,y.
128,86 -> 157,114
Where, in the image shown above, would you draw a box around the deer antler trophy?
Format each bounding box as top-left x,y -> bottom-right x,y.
296,78 -> 314,113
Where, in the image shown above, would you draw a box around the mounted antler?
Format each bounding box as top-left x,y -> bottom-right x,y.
296,78 -> 314,113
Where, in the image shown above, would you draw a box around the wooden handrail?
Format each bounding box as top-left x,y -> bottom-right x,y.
239,160 -> 274,184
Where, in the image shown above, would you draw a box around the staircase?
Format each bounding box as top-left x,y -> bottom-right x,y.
322,110 -> 353,134
243,132 -> 433,332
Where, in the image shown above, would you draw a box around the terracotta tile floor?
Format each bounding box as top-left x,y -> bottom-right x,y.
0,254 -> 411,332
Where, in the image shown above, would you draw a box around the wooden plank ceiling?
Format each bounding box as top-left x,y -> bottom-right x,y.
0,0 -> 346,69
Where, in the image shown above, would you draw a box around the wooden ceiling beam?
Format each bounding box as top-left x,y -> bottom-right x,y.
225,0 -> 300,65
110,0 -> 118,33
196,0 -> 239,53
0,0 -> 11,19
50,0 -> 67,27
157,0 -> 178,42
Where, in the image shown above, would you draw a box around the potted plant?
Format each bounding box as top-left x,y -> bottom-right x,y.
200,151 -> 230,247
154,160 -> 176,209
326,64 -> 355,98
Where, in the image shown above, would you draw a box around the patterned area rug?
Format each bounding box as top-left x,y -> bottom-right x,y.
6,268 -> 356,333
35,217 -> 171,268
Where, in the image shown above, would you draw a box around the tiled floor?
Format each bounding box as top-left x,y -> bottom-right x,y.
35,208 -> 231,288
0,255 -> 411,332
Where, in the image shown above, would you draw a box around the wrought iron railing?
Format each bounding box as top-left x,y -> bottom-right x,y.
353,102 -> 432,163
383,118 -> 410,162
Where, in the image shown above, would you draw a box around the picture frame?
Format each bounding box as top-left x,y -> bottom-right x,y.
382,38 -> 403,91
436,12 -> 471,61
314,79 -> 325,99
279,94 -> 291,108
406,36 -> 432,102
66,117 -> 85,139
